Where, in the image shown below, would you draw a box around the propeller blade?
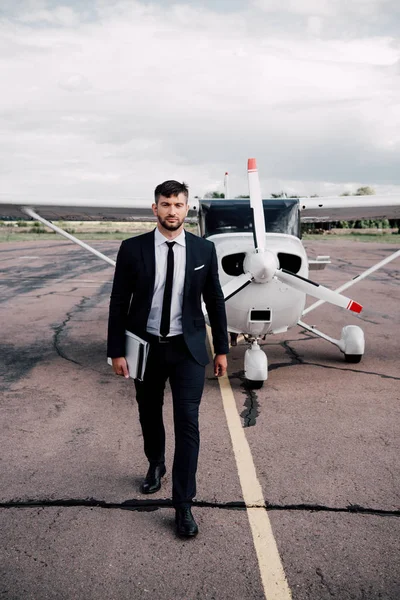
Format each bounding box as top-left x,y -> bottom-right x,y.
222,273 -> 253,302
247,158 -> 266,252
277,269 -> 363,313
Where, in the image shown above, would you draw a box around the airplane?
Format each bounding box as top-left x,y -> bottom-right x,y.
1,158 -> 400,388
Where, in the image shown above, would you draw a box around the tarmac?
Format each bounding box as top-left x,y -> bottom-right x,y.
0,238 -> 399,600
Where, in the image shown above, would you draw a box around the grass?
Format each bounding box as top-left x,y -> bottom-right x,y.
0,220 -> 398,243
0,221 -> 197,243
302,233 -> 399,243
0,232 -> 138,242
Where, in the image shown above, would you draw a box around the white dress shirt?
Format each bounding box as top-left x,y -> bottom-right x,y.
146,227 -> 186,336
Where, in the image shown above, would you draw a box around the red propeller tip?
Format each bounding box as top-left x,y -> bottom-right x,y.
347,300 -> 363,313
248,158 -> 257,172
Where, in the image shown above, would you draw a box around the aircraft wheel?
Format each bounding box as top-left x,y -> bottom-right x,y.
245,379 -> 264,389
344,354 -> 362,364
340,326 -> 364,363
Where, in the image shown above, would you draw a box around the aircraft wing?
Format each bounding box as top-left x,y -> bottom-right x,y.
1,193 -> 398,224
300,196 -> 400,222
0,196 -> 199,222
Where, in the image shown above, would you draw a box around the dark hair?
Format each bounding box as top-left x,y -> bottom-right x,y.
154,180 -> 189,203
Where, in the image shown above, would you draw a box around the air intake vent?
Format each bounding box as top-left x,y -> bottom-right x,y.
250,310 -> 271,322
222,253 -> 245,276
277,253 -> 301,273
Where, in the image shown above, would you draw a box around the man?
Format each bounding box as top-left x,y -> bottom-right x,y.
107,180 -> 228,538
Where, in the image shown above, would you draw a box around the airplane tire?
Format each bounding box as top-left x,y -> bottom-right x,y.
245,379 -> 264,389
344,354 -> 362,364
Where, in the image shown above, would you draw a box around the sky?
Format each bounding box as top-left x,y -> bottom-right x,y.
1,0 -> 400,201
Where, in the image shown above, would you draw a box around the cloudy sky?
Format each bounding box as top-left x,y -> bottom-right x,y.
1,0 -> 400,201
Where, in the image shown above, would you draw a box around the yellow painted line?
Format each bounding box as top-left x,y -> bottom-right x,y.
208,329 -> 292,600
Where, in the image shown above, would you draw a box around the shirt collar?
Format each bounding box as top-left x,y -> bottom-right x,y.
154,227 -> 186,247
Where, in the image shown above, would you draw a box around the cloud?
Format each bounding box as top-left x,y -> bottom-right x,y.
18,5 -> 81,26
0,0 -> 399,200
58,73 -> 91,91
252,0 -> 396,21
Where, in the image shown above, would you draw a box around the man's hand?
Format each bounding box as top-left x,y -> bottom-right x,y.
112,357 -> 129,379
214,354 -> 227,377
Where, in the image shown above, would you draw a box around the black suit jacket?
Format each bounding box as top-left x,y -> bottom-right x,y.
107,229 -> 229,365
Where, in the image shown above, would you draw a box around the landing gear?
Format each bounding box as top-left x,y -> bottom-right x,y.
298,320 -> 365,364
230,332 -> 238,347
245,379 -> 264,390
341,325 -> 365,363
244,340 -> 268,388
344,354 -> 362,363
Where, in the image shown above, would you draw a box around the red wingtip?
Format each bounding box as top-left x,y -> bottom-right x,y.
348,301 -> 363,314
248,158 -> 257,171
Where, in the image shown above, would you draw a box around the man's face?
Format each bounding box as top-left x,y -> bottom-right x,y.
152,193 -> 189,232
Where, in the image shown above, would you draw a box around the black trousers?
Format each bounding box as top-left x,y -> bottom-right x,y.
134,336 -> 205,508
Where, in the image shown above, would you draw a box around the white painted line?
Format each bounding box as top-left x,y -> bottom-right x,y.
18,256 -> 40,259
207,329 -> 292,600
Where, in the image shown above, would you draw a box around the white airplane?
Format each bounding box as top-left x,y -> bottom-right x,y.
1,158 -> 400,387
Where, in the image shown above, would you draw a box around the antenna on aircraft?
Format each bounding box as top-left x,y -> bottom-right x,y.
224,172 -> 229,200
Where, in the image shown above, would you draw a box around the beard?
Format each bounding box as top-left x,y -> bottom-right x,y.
157,215 -> 185,231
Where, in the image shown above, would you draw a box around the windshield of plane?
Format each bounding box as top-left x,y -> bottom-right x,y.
200,199 -> 300,238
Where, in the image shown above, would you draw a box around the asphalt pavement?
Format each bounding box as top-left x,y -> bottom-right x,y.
0,238 -> 399,600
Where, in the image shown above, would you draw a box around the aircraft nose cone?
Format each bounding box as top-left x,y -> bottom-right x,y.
244,250 -> 279,283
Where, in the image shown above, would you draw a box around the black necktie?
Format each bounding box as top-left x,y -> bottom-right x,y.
160,241 -> 176,337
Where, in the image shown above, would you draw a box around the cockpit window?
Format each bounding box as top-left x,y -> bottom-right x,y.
200,199 -> 300,238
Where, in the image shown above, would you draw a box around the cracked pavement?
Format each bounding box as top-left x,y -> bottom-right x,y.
0,238 -> 399,600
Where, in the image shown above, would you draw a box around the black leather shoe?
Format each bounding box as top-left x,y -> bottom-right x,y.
175,507 -> 198,537
140,463 -> 166,494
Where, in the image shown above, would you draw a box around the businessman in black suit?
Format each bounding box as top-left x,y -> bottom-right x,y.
107,180 -> 228,537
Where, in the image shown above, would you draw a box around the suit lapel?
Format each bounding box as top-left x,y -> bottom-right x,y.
141,229 -> 156,290
184,231 -> 196,299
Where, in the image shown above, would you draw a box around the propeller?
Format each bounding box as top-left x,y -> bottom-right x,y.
248,157 -> 266,252
276,269 -> 362,313
222,272 -> 253,301
221,158 -> 363,315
